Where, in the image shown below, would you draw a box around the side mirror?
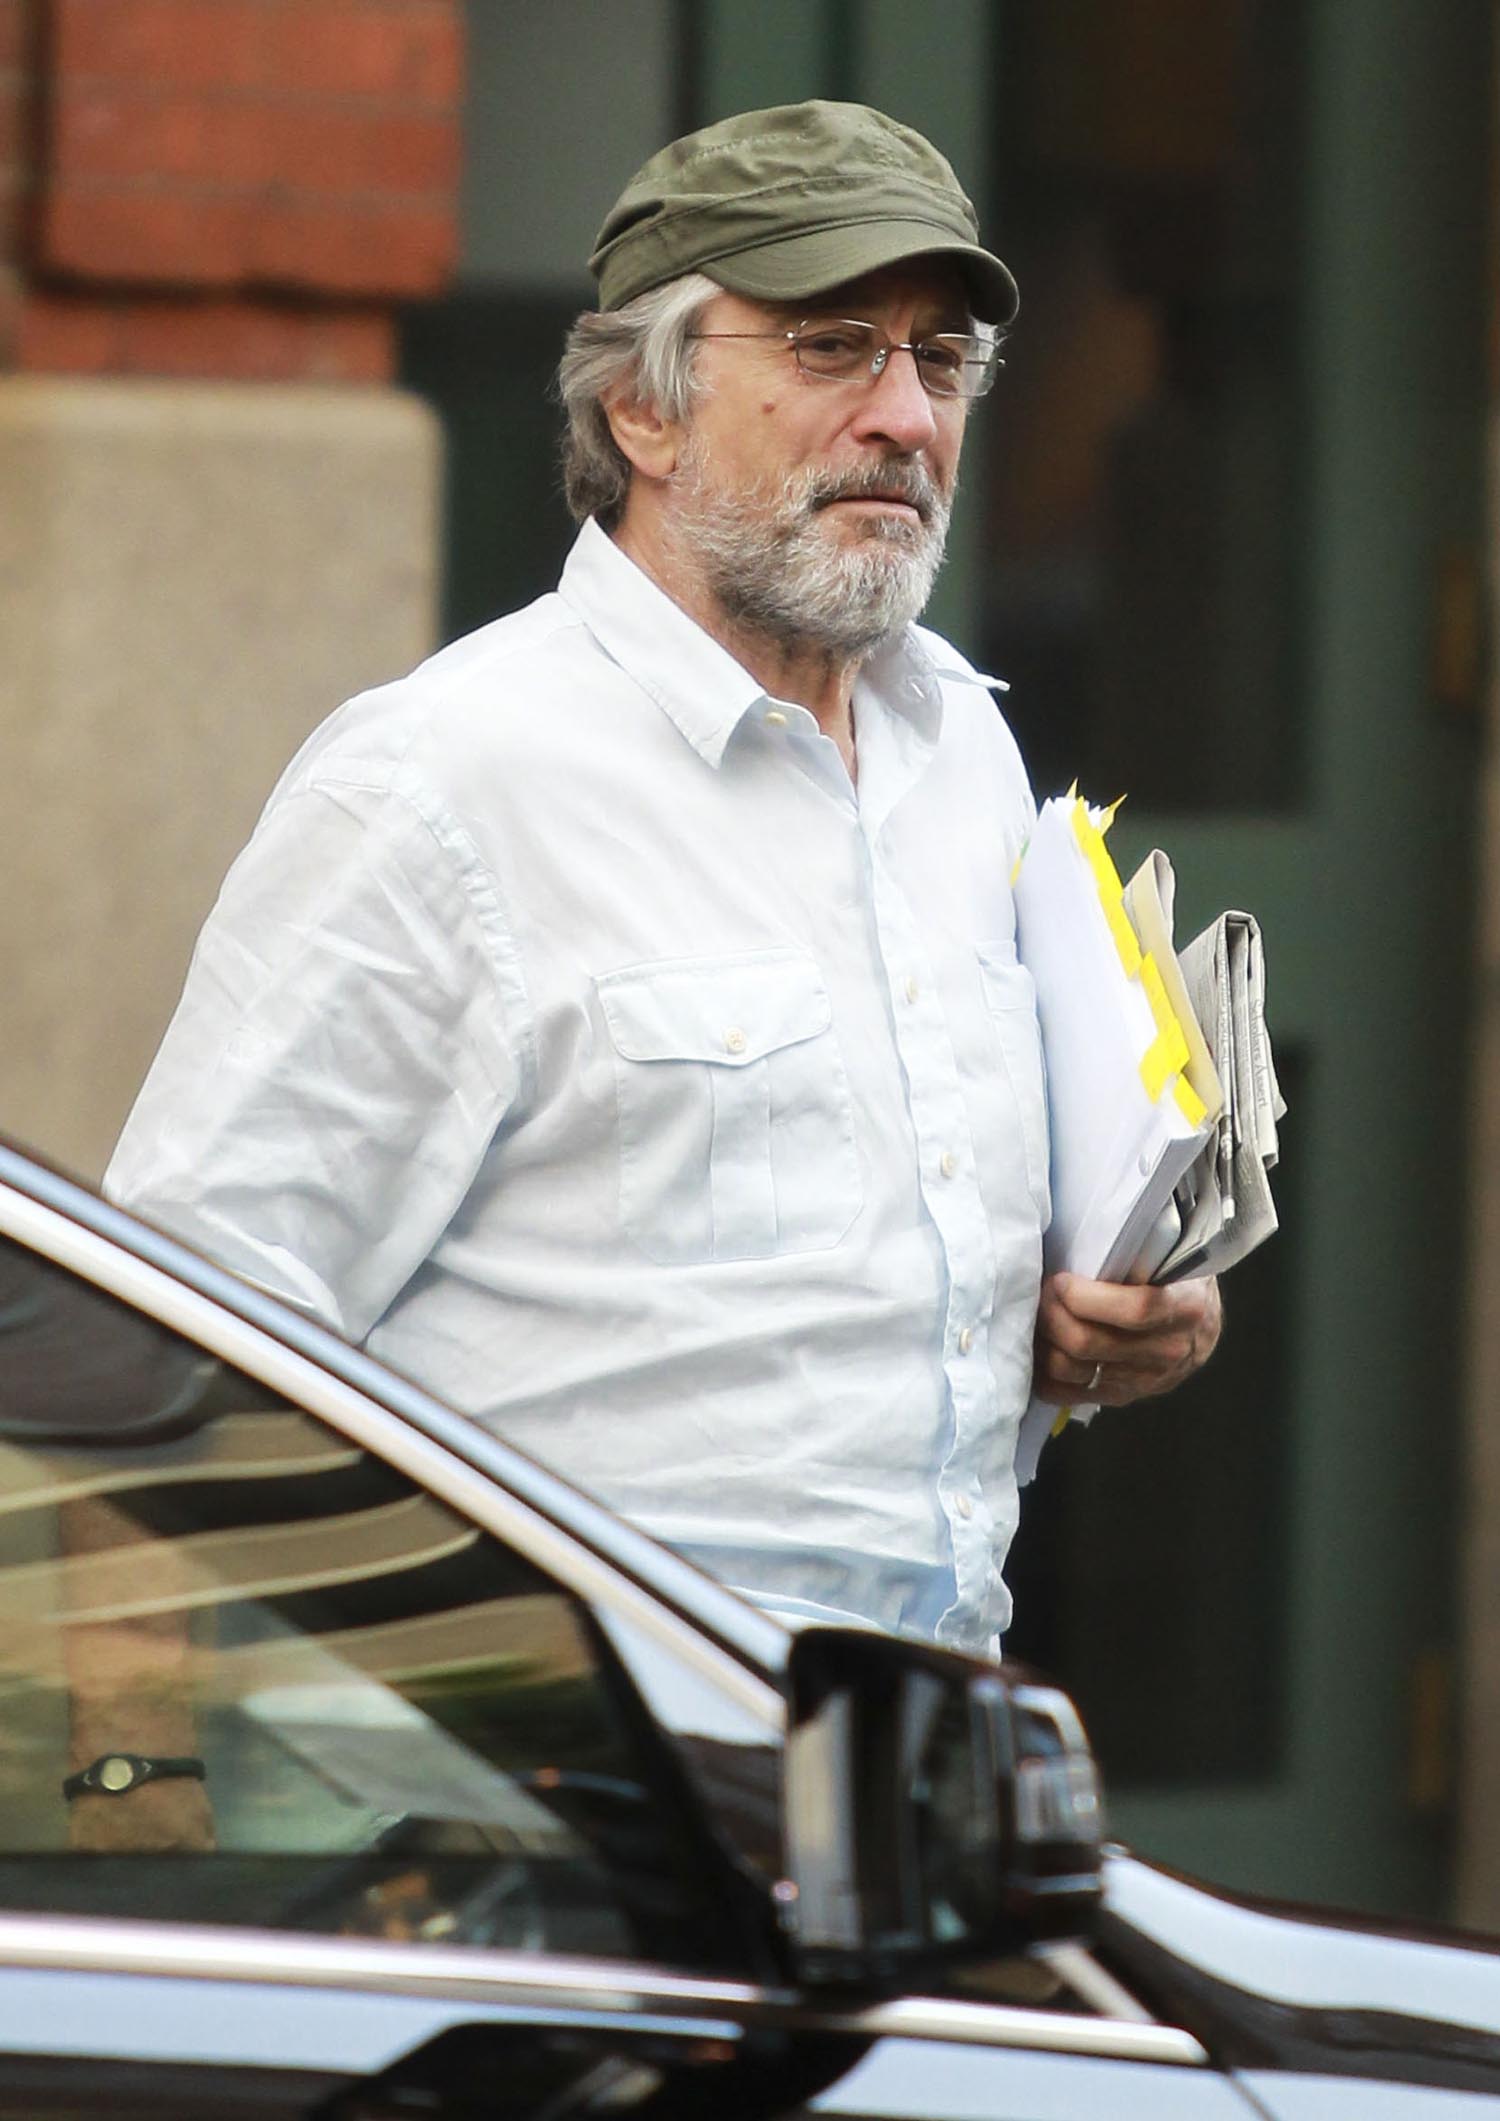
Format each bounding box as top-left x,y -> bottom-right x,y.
781,1630 -> 1102,1986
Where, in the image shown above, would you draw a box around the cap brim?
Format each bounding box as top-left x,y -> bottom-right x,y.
703,219 -> 1019,325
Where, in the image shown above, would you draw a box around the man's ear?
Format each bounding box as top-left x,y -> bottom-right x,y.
603,389 -> 681,482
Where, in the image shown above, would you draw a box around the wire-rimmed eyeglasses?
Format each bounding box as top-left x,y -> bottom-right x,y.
687,318 -> 1004,400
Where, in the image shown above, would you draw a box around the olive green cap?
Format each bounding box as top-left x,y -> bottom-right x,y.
589,99 -> 1019,325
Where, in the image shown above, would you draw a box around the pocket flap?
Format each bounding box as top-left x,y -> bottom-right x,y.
976,939 -> 1038,1012
596,950 -> 831,1065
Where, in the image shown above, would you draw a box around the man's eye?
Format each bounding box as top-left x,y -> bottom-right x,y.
915,340 -> 967,377
797,328 -> 869,365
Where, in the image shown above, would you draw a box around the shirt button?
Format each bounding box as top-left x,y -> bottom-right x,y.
954,1492 -> 975,1521
940,1150 -> 957,1179
957,1325 -> 975,1355
765,709 -> 788,727
904,975 -> 920,1004
725,1027 -> 747,1055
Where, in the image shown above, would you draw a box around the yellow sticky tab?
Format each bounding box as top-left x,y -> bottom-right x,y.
1174,1077 -> 1208,1128
1106,897 -> 1143,973
1136,951 -> 1203,1113
1140,1017 -> 1190,1102
1070,799 -> 1142,976
1061,788 -> 1204,1122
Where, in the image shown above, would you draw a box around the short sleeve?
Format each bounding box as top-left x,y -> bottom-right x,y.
106,775 -> 529,1342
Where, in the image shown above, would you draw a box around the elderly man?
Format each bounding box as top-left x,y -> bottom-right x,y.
107,102 -> 1219,1655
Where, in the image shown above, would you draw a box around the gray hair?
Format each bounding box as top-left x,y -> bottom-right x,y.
557,271 -> 720,529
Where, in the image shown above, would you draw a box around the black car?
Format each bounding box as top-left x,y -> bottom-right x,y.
0,1136 -> 1497,2120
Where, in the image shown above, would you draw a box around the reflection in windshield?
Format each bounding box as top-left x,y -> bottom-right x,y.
0,1235 -> 743,1970
0,1238 -> 243,1442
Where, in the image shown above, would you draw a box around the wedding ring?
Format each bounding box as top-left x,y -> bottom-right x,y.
1087,1361 -> 1104,1395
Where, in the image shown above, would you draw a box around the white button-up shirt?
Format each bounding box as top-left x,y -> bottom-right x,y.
107,520 -> 1048,1653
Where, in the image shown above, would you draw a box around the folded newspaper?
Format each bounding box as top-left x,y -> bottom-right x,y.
1010,794 -> 1287,1480
1120,848 -> 1287,1284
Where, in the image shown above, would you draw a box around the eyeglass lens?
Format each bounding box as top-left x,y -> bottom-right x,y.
792,321 -> 998,398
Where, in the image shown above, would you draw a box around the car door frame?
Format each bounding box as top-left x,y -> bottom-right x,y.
0,1144 -> 1219,2117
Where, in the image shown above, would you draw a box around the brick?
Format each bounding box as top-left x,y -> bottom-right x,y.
53,85 -> 273,186
0,262 -> 20,364
0,0 -> 30,72
0,54 -> 34,268
52,1 -> 461,106
15,287 -> 121,371
117,295 -> 394,379
16,288 -> 394,381
119,291 -> 279,372
264,2 -> 462,105
51,86 -> 459,199
249,193 -> 456,295
308,307 -> 393,382
271,105 -> 461,197
0,173 -> 16,260
41,185 -> 258,284
0,75 -> 24,164
52,1 -> 270,94
42,181 -> 457,297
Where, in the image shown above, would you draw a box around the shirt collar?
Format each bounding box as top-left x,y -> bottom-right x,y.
558,519 -> 1008,768
867,623 -> 1007,734
918,631 -> 1009,695
558,520 -> 766,768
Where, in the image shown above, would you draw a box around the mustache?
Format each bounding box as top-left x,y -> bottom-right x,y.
803,461 -> 946,525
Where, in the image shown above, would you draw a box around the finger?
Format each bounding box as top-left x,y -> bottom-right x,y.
1034,1306 -> 1219,1398
1031,1351 -> 1149,1408
1046,1271 -> 1218,1337
1031,1337 -> 1122,1397
1033,1276 -> 1223,1410
1038,1342 -> 1199,1396
1030,1351 -> 1095,1405
1035,1294 -> 1187,1372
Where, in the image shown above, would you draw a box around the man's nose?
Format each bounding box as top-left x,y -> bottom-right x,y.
848,345 -> 940,453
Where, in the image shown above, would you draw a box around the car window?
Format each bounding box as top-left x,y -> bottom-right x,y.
0,1234 -> 746,1974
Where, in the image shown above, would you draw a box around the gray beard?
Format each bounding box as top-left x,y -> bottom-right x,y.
668,448 -> 952,663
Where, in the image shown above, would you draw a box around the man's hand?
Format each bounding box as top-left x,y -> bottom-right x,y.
1032,1272 -> 1222,1407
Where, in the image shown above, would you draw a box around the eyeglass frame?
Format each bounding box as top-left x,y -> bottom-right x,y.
685,317 -> 1005,400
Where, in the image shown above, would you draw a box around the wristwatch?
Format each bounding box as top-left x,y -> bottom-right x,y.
62,1752 -> 207,1801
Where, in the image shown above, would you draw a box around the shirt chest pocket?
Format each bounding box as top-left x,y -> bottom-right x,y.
595,950 -> 863,1265
975,939 -> 1051,1224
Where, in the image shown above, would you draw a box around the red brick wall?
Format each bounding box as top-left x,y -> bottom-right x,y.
0,0 -> 36,269
3,0 -> 463,383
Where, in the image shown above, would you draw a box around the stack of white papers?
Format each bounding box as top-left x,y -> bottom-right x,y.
1010,793 -> 1286,1480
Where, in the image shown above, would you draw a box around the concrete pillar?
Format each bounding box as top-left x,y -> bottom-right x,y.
0,375 -> 440,1178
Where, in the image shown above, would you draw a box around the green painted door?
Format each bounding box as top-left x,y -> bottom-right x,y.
1062,0 -> 1489,1922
